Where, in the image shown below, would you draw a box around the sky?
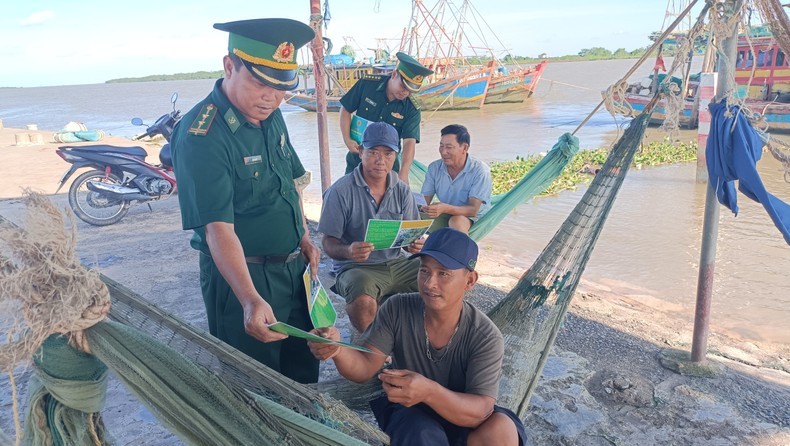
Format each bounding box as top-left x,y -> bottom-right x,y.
0,0 -> 701,88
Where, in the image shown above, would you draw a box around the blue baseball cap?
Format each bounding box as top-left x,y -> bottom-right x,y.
362,121 -> 400,153
411,227 -> 478,271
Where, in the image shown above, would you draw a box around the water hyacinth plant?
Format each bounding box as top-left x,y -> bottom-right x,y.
490,139 -> 698,196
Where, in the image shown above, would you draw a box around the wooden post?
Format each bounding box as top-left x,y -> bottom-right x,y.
309,0 -> 332,193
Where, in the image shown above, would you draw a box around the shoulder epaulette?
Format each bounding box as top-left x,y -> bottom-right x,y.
408,96 -> 421,110
187,103 -> 217,137
361,74 -> 383,81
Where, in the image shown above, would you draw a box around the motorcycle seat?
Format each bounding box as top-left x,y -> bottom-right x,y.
62,145 -> 148,159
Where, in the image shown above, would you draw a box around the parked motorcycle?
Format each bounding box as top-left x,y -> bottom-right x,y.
55,93 -> 181,226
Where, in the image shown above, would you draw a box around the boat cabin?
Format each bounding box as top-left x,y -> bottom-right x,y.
735,36 -> 790,102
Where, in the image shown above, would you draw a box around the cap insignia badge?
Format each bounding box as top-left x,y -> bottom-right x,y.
273,42 -> 295,63
413,75 -> 424,83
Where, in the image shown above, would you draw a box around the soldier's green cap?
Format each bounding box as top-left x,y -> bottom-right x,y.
395,52 -> 434,92
214,18 -> 315,91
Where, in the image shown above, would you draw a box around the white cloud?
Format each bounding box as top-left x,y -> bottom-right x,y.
19,10 -> 55,26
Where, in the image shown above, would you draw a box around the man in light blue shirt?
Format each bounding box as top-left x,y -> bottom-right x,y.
421,124 -> 493,234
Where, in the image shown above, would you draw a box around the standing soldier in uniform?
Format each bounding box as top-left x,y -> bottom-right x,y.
339,52 -> 433,184
171,18 -> 320,384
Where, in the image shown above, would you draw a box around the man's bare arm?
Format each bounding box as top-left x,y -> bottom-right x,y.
378,369 -> 496,427
398,137 -> 417,183
421,197 -> 483,218
340,107 -> 360,153
308,327 -> 387,382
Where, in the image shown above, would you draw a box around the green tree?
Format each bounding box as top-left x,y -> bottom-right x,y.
613,48 -> 629,58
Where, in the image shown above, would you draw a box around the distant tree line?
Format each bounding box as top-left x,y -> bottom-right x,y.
106,70 -> 223,83
107,40 -> 698,83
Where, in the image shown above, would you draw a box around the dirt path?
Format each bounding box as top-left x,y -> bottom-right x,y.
0,127 -> 788,445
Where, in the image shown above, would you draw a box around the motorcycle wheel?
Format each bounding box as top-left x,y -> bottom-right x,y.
68,169 -> 130,226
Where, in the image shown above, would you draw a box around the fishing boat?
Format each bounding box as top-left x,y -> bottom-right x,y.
617,72 -> 701,128
484,61 -> 547,104
402,0 -> 544,111
733,35 -> 790,130
617,34 -> 790,130
286,0 -> 545,112
285,62 -> 386,112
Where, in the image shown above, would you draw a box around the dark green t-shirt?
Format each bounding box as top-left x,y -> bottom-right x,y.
362,293 -> 504,398
339,74 -> 422,144
171,79 -> 305,256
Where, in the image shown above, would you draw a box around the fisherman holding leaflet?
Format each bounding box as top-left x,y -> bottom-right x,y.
308,228 -> 526,446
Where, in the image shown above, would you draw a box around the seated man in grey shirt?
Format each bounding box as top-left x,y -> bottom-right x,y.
420,124 -> 492,234
318,121 -> 423,332
308,228 -> 526,446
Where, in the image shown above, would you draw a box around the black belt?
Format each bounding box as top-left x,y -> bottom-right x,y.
245,247 -> 301,264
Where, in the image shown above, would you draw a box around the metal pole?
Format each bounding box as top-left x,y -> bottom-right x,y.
691,0 -> 741,363
309,0 -> 332,193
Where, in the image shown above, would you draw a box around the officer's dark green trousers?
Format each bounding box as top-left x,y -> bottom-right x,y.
199,253 -> 319,384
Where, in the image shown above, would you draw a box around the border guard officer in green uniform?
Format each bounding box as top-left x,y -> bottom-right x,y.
171,18 -> 321,384
340,52 -> 433,184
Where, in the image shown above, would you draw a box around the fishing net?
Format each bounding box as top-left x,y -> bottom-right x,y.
753,0 -> 790,58
408,132 -> 580,241
0,193 -> 386,446
489,110 -> 654,418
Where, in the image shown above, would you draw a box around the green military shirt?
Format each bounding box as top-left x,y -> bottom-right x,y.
171,79 -> 305,257
339,74 -> 422,145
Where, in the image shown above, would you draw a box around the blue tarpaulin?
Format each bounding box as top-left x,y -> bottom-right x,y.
706,100 -> 790,245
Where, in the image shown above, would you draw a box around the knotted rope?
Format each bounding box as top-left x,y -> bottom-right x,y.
1,191 -> 111,444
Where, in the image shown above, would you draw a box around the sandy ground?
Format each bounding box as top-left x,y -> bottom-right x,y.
0,126 -> 789,445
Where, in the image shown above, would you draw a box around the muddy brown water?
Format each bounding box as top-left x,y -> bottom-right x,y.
1,58 -> 788,345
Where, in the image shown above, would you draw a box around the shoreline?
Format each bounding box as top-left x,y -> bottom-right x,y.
1,126 -> 789,444
0,124 -> 786,351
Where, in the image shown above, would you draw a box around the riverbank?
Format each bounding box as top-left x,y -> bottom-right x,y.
0,126 -> 788,444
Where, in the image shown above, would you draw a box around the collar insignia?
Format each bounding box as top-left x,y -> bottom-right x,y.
273,42 -> 295,63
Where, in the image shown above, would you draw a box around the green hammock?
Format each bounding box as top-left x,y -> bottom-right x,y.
408,132 -> 579,241
7,109 -> 653,444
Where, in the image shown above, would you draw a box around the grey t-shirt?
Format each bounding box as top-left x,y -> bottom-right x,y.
318,166 -> 420,273
362,293 -> 504,398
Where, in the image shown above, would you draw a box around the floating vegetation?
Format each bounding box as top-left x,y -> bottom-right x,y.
490,139 -> 698,196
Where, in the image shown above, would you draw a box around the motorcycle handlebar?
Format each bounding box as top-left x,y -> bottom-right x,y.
133,111 -> 180,141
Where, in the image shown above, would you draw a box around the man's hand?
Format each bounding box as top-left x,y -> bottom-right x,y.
300,234 -> 321,280
405,235 -> 425,254
347,241 -> 375,262
378,369 -> 437,407
242,298 -> 288,343
308,327 -> 342,361
420,203 -> 446,218
346,142 -> 362,155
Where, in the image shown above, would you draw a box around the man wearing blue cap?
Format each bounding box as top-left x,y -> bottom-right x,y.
171,18 -> 320,383
339,52 -> 434,184
318,121 -> 423,332
308,228 -> 527,446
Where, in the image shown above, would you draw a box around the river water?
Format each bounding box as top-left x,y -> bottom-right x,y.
1,59 -> 788,345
